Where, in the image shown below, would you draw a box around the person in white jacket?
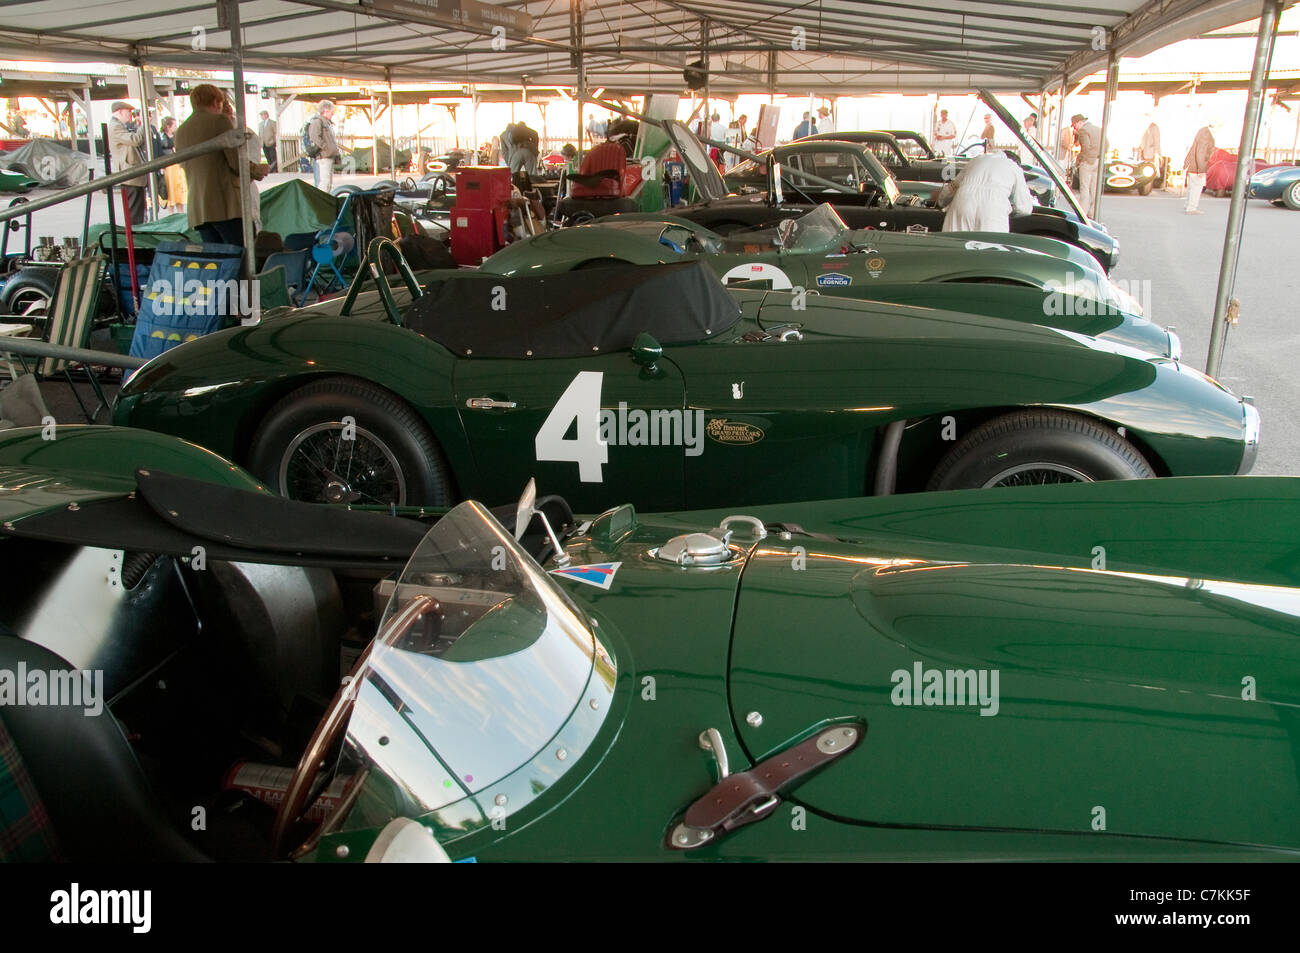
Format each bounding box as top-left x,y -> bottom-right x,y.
936,151 -> 1035,232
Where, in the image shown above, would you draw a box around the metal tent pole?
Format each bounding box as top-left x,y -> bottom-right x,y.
135,65 -> 159,222
221,0 -> 256,277
370,91 -> 377,175
575,0 -> 585,162
82,88 -> 97,163
1206,0 -> 1283,377
1092,49 -> 1119,221
387,70 -> 397,175
1054,70 -> 1067,161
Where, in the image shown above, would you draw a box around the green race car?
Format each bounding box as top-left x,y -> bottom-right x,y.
483,203 -> 1175,357
0,426 -> 1297,861
111,244 -> 1257,512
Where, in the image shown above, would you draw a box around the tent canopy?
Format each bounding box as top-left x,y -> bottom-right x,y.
0,0 -> 1292,95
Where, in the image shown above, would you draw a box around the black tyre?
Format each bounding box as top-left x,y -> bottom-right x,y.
0,266 -> 57,318
1283,180 -> 1300,211
248,377 -> 453,506
374,179 -> 399,191
331,184 -> 362,197
927,410 -> 1155,491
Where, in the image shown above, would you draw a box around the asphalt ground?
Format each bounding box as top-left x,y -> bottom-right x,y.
8,174 -> 1299,477
1099,186 -> 1300,477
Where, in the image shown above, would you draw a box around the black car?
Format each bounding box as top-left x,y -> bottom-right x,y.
799,129 -> 1057,206
667,122 -> 1119,272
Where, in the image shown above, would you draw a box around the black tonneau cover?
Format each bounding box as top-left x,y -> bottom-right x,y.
405,260 -> 740,359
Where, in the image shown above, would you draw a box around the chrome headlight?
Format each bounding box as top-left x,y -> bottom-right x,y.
1141,165 -> 1155,177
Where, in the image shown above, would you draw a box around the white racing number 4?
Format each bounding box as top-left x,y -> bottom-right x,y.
535,371 -> 608,482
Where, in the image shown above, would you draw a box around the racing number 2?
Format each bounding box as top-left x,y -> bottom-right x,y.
535,371 -> 608,482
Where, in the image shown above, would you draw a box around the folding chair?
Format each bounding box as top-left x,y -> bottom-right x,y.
254,263 -> 291,312
16,256 -> 110,423
262,248 -> 309,306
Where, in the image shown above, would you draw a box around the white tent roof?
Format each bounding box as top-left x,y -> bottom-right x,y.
0,0 -> 1290,94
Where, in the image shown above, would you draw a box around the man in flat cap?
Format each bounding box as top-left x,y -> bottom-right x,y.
108,100 -> 150,224
1071,112 -> 1102,217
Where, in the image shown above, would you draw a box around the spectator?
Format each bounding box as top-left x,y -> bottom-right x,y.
793,111 -> 817,139
259,109 -> 278,171
1184,121 -> 1216,214
816,105 -> 835,135
936,151 -> 1034,232
306,100 -> 339,192
158,117 -> 187,211
8,111 -> 29,138
1023,113 -> 1039,139
174,84 -> 268,247
157,117 -> 176,153
501,121 -> 539,174
1071,113 -> 1102,216
108,100 -> 149,224
1140,115 -> 1161,162
933,109 -> 957,156
980,113 -> 996,150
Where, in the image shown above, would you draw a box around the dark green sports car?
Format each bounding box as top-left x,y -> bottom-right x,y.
0,426 -> 1297,861
483,204 -> 1174,357
112,244 -> 1258,512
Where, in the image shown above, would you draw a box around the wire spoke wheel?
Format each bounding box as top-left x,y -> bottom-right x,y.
981,462 -> 1092,488
279,421 -> 407,505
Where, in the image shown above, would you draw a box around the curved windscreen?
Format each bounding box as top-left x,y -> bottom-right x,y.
334,501 -> 616,841
786,204 -> 851,253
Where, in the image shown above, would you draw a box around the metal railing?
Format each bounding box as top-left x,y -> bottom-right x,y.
0,128 -> 247,225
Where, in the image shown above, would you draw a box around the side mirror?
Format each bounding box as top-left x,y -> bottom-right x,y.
631,331 -> 662,370
515,477 -> 537,540
767,158 -> 784,206
513,477 -> 569,567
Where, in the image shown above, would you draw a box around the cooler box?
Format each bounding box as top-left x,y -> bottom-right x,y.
453,166 -> 512,209
450,207 -> 506,266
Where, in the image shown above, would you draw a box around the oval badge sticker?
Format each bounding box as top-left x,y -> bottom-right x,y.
816,272 -> 851,287
706,418 -> 765,445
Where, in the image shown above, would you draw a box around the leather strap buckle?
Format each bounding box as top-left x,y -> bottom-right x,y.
667,723 -> 862,850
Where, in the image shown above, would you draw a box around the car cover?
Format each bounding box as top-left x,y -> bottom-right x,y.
406,260 -> 740,358
0,139 -> 90,188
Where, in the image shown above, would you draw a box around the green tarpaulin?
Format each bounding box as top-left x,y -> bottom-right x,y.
86,178 -> 347,249
260,178 -> 346,236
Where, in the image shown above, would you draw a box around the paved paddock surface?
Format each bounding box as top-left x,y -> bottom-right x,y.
1101,189 -> 1299,477
9,177 -> 1299,477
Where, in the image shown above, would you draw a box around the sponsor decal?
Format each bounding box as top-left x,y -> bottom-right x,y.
720,262 -> 793,289
865,256 -> 886,276
816,272 -> 852,287
904,223 -> 929,233
706,418 -> 765,445
550,562 -> 622,589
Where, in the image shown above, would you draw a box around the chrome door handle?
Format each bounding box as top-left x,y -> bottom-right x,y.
465,397 -> 517,410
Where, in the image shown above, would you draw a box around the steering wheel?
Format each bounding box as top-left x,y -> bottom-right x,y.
427,174 -> 453,199
271,593 -> 438,859
401,176 -> 417,192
